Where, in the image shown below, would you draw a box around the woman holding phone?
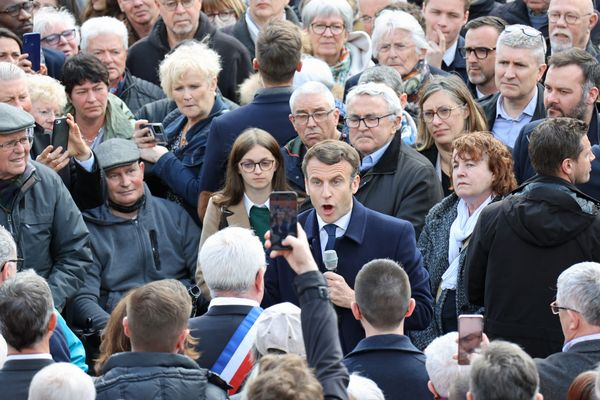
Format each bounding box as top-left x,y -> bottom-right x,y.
195,128 -> 288,297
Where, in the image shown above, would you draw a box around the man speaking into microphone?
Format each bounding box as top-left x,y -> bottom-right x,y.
263,140 -> 433,354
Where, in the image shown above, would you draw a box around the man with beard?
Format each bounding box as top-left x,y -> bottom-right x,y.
547,0 -> 600,60
513,48 -> 600,199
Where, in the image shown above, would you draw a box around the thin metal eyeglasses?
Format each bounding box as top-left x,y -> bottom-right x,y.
311,23 -> 345,36
460,47 -> 496,60
550,301 -> 580,315
0,258 -> 24,273
346,113 -> 394,128
291,109 -> 335,125
0,1 -> 39,17
422,105 -> 464,122
239,159 -> 276,173
42,29 -> 77,46
159,0 -> 195,11
206,9 -> 236,22
0,134 -> 33,152
548,11 -> 592,25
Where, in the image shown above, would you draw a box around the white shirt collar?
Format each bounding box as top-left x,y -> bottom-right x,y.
562,333 -> 600,352
316,209 -> 352,233
6,353 -> 52,361
243,193 -> 270,217
443,39 -> 459,67
208,297 -> 260,310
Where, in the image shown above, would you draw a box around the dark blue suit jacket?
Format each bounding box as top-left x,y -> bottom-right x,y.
0,358 -> 54,400
512,113 -> 600,200
263,199 -> 433,354
343,334 -> 431,400
442,36 -> 468,83
198,87 -> 298,193
42,47 -> 65,80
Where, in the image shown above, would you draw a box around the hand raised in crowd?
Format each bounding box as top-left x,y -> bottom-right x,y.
132,119 -> 168,163
324,271 -> 355,309
66,113 -> 92,161
426,27 -> 446,69
36,145 -> 70,172
266,224 -> 319,275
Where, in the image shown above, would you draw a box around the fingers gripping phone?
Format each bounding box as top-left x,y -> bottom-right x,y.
458,314 -> 484,365
269,191 -> 298,250
144,123 -> 168,145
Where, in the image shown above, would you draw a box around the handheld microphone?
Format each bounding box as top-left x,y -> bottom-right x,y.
323,250 -> 338,273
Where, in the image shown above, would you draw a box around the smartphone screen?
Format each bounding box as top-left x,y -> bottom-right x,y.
458,315 -> 484,365
145,123 -> 168,145
23,33 -> 41,72
269,191 -> 298,250
52,117 -> 69,150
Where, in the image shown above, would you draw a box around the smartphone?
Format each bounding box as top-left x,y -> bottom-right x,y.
458,314 -> 484,365
269,191 -> 298,250
23,33 -> 41,72
52,117 -> 69,150
144,123 -> 168,145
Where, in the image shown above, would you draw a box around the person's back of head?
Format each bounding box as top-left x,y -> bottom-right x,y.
567,370 -> 599,400
124,279 -> 191,353
425,332 -> 470,399
245,353 -> 323,400
255,20 -> 302,86
254,302 -> 305,359
28,362 -> 96,400
468,340 -> 542,400
198,227 -> 266,300
353,258 -> 413,333
347,373 -> 385,400
0,270 -> 55,352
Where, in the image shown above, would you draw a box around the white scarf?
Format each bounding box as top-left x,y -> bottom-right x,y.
441,196 -> 493,290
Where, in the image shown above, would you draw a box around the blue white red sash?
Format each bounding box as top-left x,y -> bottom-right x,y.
211,306 -> 263,394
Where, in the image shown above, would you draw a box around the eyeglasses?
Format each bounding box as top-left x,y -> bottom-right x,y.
422,105 -> 464,123
0,1 -> 39,17
358,15 -> 373,24
159,0 -> 195,11
206,9 -> 236,22
504,25 -> 543,38
346,113 -> 394,128
460,47 -> 496,60
239,159 -> 276,173
310,23 -> 345,36
550,301 -> 580,315
291,109 -> 335,125
0,258 -> 24,273
548,11 -> 592,25
41,29 -> 77,46
0,134 -> 33,151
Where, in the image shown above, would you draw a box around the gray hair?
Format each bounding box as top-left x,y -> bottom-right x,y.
33,7 -> 79,46
470,341 -> 540,400
198,227 -> 266,297
557,262 -> 600,327
347,374 -> 385,400
0,270 -> 54,351
27,74 -> 68,112
28,363 -> 96,400
372,10 -> 429,58
425,332 -> 469,398
0,62 -> 26,82
346,81 -> 402,114
302,0 -> 354,33
0,226 -> 16,266
80,16 -> 128,51
289,81 -> 336,111
358,65 -> 404,95
293,56 -> 335,90
159,40 -> 222,99
497,24 -> 547,65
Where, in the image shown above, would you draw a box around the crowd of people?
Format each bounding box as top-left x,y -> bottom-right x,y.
1,0 -> 600,398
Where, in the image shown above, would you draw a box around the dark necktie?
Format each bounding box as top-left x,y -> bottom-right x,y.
324,224 -> 337,251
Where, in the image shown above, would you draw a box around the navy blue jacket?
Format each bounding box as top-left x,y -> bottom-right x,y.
512,113 -> 600,200
442,36 -> 468,83
263,199 -> 433,354
198,87 -> 298,193
344,334 -> 431,400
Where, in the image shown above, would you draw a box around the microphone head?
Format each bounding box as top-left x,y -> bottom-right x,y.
323,250 -> 338,271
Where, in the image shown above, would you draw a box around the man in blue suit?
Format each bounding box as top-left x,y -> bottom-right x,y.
263,140 -> 433,354
197,19 -> 301,219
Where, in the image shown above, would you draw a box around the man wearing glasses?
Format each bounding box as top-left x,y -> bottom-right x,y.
548,0 -> 600,60
126,0 -> 251,102
463,16 -> 508,99
347,82 -> 442,237
0,102 -> 92,313
478,24 -> 547,148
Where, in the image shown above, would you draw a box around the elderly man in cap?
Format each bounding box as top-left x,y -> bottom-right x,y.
0,103 -> 92,312
71,138 -> 200,332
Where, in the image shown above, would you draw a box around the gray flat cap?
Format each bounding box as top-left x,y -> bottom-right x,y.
0,103 -> 35,135
95,138 -> 140,170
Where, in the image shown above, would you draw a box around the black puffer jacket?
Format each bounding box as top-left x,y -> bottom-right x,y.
117,69 -> 165,115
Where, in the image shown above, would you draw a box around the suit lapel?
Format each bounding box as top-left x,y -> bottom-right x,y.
225,202 -> 251,229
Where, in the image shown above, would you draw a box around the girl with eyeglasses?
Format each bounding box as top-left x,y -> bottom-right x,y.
416,75 -> 488,196
201,0 -> 245,29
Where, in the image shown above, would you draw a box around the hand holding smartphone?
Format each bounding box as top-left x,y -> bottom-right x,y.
458,314 -> 484,365
269,191 -> 298,250
144,123 -> 168,145
23,33 -> 41,72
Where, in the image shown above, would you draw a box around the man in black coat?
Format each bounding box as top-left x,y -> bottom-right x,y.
535,262 -> 600,400
465,117 -> 600,358
126,0 -> 251,102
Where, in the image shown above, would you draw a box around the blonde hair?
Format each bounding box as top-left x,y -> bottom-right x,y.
26,74 -> 67,112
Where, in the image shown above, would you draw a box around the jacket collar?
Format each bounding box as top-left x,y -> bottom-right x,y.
304,197 -> 368,246
361,132 -> 402,176
103,351 -> 199,374
519,174 -> 600,204
345,334 -> 423,356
